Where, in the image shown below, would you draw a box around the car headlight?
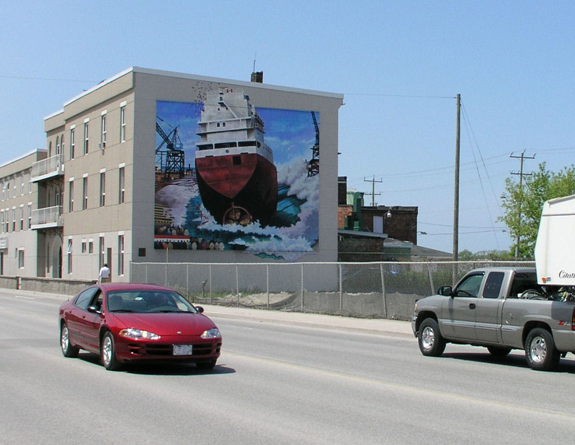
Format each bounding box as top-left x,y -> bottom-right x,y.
119,328 -> 161,340
201,328 -> 221,339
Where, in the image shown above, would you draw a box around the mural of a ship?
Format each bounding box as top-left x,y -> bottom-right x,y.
195,89 -> 278,227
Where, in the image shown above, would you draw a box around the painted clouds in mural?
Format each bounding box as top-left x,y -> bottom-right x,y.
154,88 -> 320,260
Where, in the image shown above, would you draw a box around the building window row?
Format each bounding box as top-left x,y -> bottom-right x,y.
0,173 -> 32,202
57,104 -> 127,161
67,166 -> 126,213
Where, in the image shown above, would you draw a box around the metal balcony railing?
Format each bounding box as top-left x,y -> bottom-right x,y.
31,206 -> 63,229
31,155 -> 64,182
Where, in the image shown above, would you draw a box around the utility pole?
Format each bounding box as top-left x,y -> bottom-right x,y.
453,94 -> 461,263
510,151 -> 535,259
364,176 -> 382,207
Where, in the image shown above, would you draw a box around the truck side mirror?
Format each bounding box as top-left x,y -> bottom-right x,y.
437,286 -> 453,296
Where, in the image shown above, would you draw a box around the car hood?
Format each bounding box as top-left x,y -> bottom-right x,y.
107,312 -> 218,336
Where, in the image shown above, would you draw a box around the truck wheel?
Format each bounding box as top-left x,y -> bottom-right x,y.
418,318 -> 446,357
487,346 -> 512,357
524,328 -> 560,371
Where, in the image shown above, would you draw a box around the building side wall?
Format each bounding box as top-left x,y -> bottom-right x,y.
130,70 -> 343,265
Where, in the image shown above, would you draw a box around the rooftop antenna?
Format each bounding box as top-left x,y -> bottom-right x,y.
251,52 -> 263,83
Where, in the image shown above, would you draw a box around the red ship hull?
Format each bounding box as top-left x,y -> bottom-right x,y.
195,153 -> 278,227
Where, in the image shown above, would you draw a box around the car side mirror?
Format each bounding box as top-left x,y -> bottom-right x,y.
87,305 -> 102,315
437,286 -> 453,297
195,306 -> 204,314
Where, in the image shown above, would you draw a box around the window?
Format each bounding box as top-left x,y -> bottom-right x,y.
84,122 -> 89,154
67,239 -> 73,274
88,241 -> 94,254
81,240 -> 87,253
56,136 -> 60,155
61,135 -> 65,157
19,206 -> 23,231
118,235 -> 125,276
27,204 -> 31,229
483,272 -> 504,299
70,127 -> 75,159
120,105 -> 126,142
20,176 -> 25,196
99,237 -> 105,269
118,166 -> 125,203
1,211 -> 3,233
82,177 -> 88,210
68,180 -> 74,212
455,273 -> 485,298
18,249 -> 24,269
99,172 -> 106,206
101,113 -> 107,148
12,208 -> 16,232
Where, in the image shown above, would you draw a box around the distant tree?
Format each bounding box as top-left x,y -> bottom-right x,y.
498,162 -> 575,258
458,249 -> 513,261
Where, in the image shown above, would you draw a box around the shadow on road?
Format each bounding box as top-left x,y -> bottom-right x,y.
76,352 -> 235,376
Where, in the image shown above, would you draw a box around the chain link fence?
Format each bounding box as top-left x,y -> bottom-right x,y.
131,261 -> 535,320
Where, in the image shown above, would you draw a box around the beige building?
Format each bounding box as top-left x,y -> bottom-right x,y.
7,67 -> 344,282
0,150 -> 45,276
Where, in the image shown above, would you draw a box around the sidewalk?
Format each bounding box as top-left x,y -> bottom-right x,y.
201,304 -> 413,337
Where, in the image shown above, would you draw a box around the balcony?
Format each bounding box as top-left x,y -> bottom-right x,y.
31,155 -> 64,182
31,206 -> 63,230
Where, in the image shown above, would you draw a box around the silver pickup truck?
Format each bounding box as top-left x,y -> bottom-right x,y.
412,267 -> 575,371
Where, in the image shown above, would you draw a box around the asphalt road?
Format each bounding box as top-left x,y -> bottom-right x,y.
2,290 -> 575,444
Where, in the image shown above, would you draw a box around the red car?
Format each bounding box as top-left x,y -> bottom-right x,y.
59,283 -> 222,371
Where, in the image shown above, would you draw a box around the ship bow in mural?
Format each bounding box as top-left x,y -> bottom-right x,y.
195,89 -> 278,227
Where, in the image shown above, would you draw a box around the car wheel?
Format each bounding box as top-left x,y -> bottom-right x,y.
196,360 -> 217,370
524,328 -> 560,371
418,318 -> 446,357
101,332 -> 121,371
487,346 -> 512,357
60,323 -> 79,358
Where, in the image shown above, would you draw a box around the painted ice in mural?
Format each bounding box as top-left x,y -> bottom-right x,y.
154,86 -> 320,260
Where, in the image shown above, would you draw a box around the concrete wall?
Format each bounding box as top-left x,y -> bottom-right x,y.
0,275 -> 95,295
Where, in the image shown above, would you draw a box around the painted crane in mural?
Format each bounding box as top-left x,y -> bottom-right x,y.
155,116 -> 185,180
307,111 -> 319,177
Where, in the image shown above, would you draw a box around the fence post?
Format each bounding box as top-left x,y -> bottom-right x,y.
301,263 -> 304,312
427,263 -> 435,295
380,263 -> 387,319
266,264 -> 270,309
339,263 -> 343,315
209,264 -> 213,304
186,264 -> 189,299
236,265 -> 239,307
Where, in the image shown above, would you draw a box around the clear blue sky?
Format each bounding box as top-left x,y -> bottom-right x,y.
2,0 -> 574,254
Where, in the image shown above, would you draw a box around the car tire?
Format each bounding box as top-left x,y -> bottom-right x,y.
418,318 -> 446,357
487,346 -> 512,357
524,328 -> 560,371
60,323 -> 79,358
101,332 -> 121,371
196,360 -> 217,370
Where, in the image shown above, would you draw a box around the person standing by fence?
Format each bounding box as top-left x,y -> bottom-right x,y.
99,264 -> 111,283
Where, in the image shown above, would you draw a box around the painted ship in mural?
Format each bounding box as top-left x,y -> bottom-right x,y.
195,89 -> 278,227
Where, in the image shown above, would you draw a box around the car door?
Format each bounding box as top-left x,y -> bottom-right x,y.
440,272 -> 484,340
65,287 -> 100,350
474,271 -> 505,343
81,290 -> 104,352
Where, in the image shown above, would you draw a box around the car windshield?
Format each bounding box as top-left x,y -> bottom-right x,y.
106,290 -> 197,313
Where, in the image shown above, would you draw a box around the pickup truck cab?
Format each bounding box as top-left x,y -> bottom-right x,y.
412,267 -> 575,371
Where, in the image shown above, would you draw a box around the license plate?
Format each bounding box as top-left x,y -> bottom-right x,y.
173,344 -> 193,356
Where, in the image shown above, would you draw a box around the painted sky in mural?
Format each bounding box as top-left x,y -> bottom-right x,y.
154,92 -> 320,260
